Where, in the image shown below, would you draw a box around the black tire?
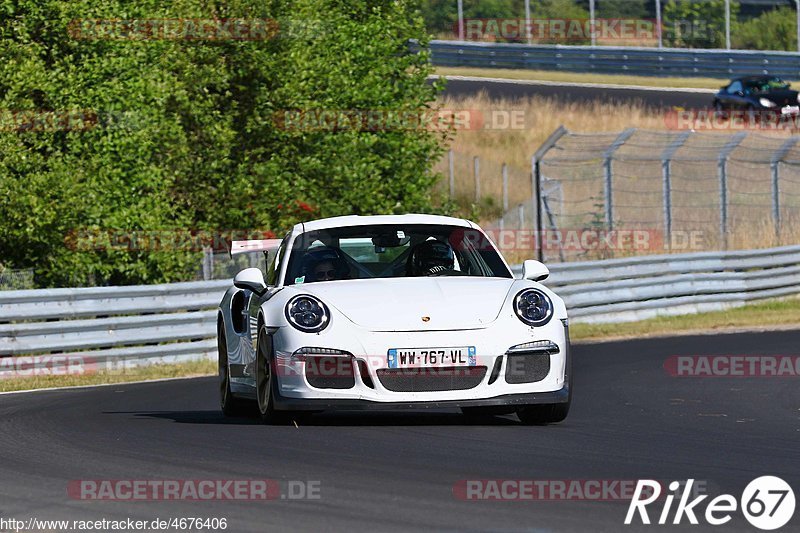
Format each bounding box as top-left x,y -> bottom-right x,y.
218,322 -> 249,417
516,401 -> 570,425
713,100 -> 728,119
255,325 -> 289,425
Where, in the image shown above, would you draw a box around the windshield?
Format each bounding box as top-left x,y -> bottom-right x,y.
284,224 -> 511,285
747,77 -> 789,93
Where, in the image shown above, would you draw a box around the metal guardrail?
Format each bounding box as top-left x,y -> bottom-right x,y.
430,40 -> 800,79
0,280 -> 229,374
2,245 -> 799,370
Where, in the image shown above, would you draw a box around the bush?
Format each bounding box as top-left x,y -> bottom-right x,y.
733,6 -> 797,51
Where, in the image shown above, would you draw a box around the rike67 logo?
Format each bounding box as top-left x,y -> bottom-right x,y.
626,477 -> 795,530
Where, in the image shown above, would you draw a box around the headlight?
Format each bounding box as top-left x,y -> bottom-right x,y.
759,98 -> 776,108
513,288 -> 553,327
285,295 -> 330,332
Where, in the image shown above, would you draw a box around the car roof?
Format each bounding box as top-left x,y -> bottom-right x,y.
297,214 -> 475,233
732,75 -> 783,84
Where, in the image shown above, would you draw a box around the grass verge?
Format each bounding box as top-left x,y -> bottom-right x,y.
434,66 -> 736,90
570,297 -> 800,342
0,359 -> 216,393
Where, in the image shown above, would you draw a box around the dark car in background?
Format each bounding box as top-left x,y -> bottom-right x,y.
713,75 -> 800,116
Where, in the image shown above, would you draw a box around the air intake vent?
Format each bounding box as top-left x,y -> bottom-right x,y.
505,353 -> 550,384
376,366 -> 487,392
305,356 -> 355,389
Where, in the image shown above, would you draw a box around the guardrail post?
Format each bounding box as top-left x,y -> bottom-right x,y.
718,132 -> 747,250
770,137 -> 798,241
603,128 -> 636,231
661,132 -> 691,250
473,156 -> 480,201
531,126 -> 568,262
500,163 -> 508,230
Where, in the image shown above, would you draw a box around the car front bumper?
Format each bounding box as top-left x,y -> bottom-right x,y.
270,316 -> 571,407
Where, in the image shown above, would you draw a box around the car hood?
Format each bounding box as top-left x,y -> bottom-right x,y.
293,277 -> 516,331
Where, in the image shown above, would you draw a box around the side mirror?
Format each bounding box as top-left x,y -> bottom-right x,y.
521,259 -> 549,281
234,268 -> 267,295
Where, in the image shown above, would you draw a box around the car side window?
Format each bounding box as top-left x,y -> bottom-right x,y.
727,81 -> 742,94
266,235 -> 289,286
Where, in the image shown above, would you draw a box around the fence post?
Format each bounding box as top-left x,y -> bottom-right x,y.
448,149 -> 454,199
531,126 -> 568,262
656,0 -> 663,48
661,131 -> 691,250
500,163 -> 508,230
770,138 -> 798,241
718,132 -> 746,250
473,156 -> 480,201
603,128 -> 636,231
202,247 -> 213,281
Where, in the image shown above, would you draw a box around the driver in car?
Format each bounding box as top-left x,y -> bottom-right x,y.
408,239 -> 456,276
301,247 -> 349,282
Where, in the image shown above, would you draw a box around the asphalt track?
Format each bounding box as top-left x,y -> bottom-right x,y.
1,329 -> 799,532
438,76 -> 715,110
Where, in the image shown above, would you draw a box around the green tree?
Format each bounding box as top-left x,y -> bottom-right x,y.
0,0 -> 446,287
733,6 -> 797,51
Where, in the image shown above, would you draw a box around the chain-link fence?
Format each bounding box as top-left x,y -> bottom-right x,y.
438,127 -> 800,263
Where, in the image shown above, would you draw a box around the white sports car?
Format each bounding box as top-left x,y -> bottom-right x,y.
217,214 -> 571,424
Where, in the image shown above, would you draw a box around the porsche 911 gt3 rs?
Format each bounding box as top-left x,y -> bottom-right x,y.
217,214 -> 571,424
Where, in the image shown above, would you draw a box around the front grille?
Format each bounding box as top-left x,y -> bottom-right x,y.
305,356 -> 355,389
505,353 -> 550,384
376,366 -> 487,392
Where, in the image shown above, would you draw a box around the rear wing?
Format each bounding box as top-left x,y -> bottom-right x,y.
230,239 -> 282,257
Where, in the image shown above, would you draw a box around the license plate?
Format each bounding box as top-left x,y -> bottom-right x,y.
387,346 -> 476,369
781,105 -> 799,115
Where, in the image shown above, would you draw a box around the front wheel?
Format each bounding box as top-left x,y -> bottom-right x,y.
256,325 -> 288,425
713,100 -> 728,119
